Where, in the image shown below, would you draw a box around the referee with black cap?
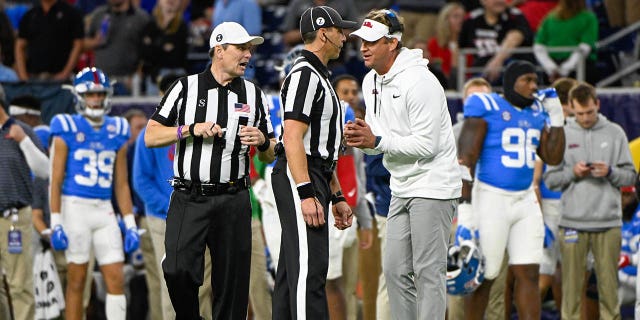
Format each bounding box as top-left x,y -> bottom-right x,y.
272,6 -> 356,319
144,22 -> 275,320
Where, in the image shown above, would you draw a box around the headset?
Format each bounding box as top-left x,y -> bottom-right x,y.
384,9 -> 403,35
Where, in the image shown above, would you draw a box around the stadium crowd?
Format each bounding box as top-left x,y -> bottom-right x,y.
0,0 -> 640,319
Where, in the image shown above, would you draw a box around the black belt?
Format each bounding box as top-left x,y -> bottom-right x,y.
171,176 -> 250,196
274,142 -> 337,172
306,155 -> 337,172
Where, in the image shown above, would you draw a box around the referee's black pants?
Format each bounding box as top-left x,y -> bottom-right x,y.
163,188 -> 252,320
271,156 -> 333,320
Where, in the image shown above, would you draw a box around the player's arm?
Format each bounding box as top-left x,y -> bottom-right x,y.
49,137 -> 68,215
537,127 -> 565,165
114,144 -> 134,216
457,117 -> 488,202
532,159 -> 543,206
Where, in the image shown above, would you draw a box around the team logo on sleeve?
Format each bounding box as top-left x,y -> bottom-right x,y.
501,111 -> 511,121
76,132 -> 85,143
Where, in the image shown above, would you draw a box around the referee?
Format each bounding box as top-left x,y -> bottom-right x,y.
272,6 -> 355,319
144,22 -> 275,320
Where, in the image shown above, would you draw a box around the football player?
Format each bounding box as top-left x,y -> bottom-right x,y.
49,67 -> 139,320
456,60 -> 565,319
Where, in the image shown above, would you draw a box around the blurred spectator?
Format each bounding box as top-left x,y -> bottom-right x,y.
544,82 -> 637,320
0,44 -> 18,82
211,0 -> 261,80
451,77 -> 491,140
0,83 -> 49,320
84,0 -> 150,95
14,0 -> 84,81
423,2 -> 466,89
533,0 -> 599,84
396,0 -> 446,49
0,10 -> 15,68
458,0 -> 534,83
353,0 -> 394,19
280,0 -> 359,47
510,0 -> 558,32
603,0 -> 640,28
141,0 -> 188,95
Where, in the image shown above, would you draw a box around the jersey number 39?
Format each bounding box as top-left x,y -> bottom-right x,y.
74,149 -> 116,188
501,128 -> 540,169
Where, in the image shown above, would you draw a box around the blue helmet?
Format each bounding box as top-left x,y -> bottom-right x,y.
72,67 -> 113,118
446,240 -> 485,295
275,44 -> 305,80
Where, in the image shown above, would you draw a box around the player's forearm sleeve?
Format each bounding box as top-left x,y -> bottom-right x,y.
19,136 -> 49,179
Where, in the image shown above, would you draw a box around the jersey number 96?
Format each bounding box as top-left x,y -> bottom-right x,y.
501,128 -> 540,169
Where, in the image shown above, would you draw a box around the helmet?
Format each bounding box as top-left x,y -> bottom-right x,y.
275,44 -> 305,80
446,240 -> 485,295
72,67 -> 113,119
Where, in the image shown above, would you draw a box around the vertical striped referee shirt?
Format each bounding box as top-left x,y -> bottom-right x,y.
280,50 -> 344,162
151,69 -> 274,184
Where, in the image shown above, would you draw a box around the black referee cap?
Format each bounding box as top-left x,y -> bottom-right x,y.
299,6 -> 357,35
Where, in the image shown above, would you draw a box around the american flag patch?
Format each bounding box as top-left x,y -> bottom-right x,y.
235,103 -> 250,113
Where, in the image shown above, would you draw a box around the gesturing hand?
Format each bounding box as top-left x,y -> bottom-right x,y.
301,197 -> 325,227
193,122 -> 224,139
332,201 -> 353,230
344,119 -> 376,149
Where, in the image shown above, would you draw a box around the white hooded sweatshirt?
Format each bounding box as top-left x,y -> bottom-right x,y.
362,48 -> 461,199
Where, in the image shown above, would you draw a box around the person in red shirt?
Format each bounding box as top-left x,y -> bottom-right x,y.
425,2 -> 466,83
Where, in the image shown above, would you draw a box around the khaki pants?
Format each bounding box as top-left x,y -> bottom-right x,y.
0,206 -> 35,320
249,218 -> 272,320
138,217 -> 162,320
560,227 -> 621,320
147,215 -> 213,319
359,219 -> 381,320
343,235 -> 359,320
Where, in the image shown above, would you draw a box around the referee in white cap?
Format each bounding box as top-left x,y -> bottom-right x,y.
145,22 -> 275,320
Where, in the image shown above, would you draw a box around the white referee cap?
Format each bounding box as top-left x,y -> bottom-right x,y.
209,22 -> 264,48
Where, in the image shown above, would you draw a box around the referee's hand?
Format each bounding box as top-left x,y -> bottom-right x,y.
332,201 -> 353,230
301,197 -> 325,227
193,122 -> 223,138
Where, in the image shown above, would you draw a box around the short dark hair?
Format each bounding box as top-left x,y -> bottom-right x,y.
332,74 -> 358,88
302,30 -> 319,44
551,77 -> 578,105
568,82 -> 597,106
123,108 -> 147,122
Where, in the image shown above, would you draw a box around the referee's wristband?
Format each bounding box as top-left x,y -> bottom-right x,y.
297,182 -> 315,200
257,133 -> 270,152
331,190 -> 346,205
177,125 -> 185,140
188,123 -> 196,137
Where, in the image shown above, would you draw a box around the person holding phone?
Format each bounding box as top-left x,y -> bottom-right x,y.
544,82 -> 637,319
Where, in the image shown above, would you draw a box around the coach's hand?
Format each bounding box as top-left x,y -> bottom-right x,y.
344,119 -> 376,149
301,197 -> 325,228
332,201 -> 352,230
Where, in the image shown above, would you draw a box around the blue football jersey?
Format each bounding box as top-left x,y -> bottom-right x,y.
621,205 -> 640,276
464,93 -> 547,191
50,114 -> 129,199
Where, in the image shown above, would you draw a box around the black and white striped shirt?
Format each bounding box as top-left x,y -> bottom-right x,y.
151,69 -> 274,184
280,50 -> 344,162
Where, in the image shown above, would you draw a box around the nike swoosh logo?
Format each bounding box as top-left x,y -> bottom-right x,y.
393,94 -> 400,98
347,189 -> 356,198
